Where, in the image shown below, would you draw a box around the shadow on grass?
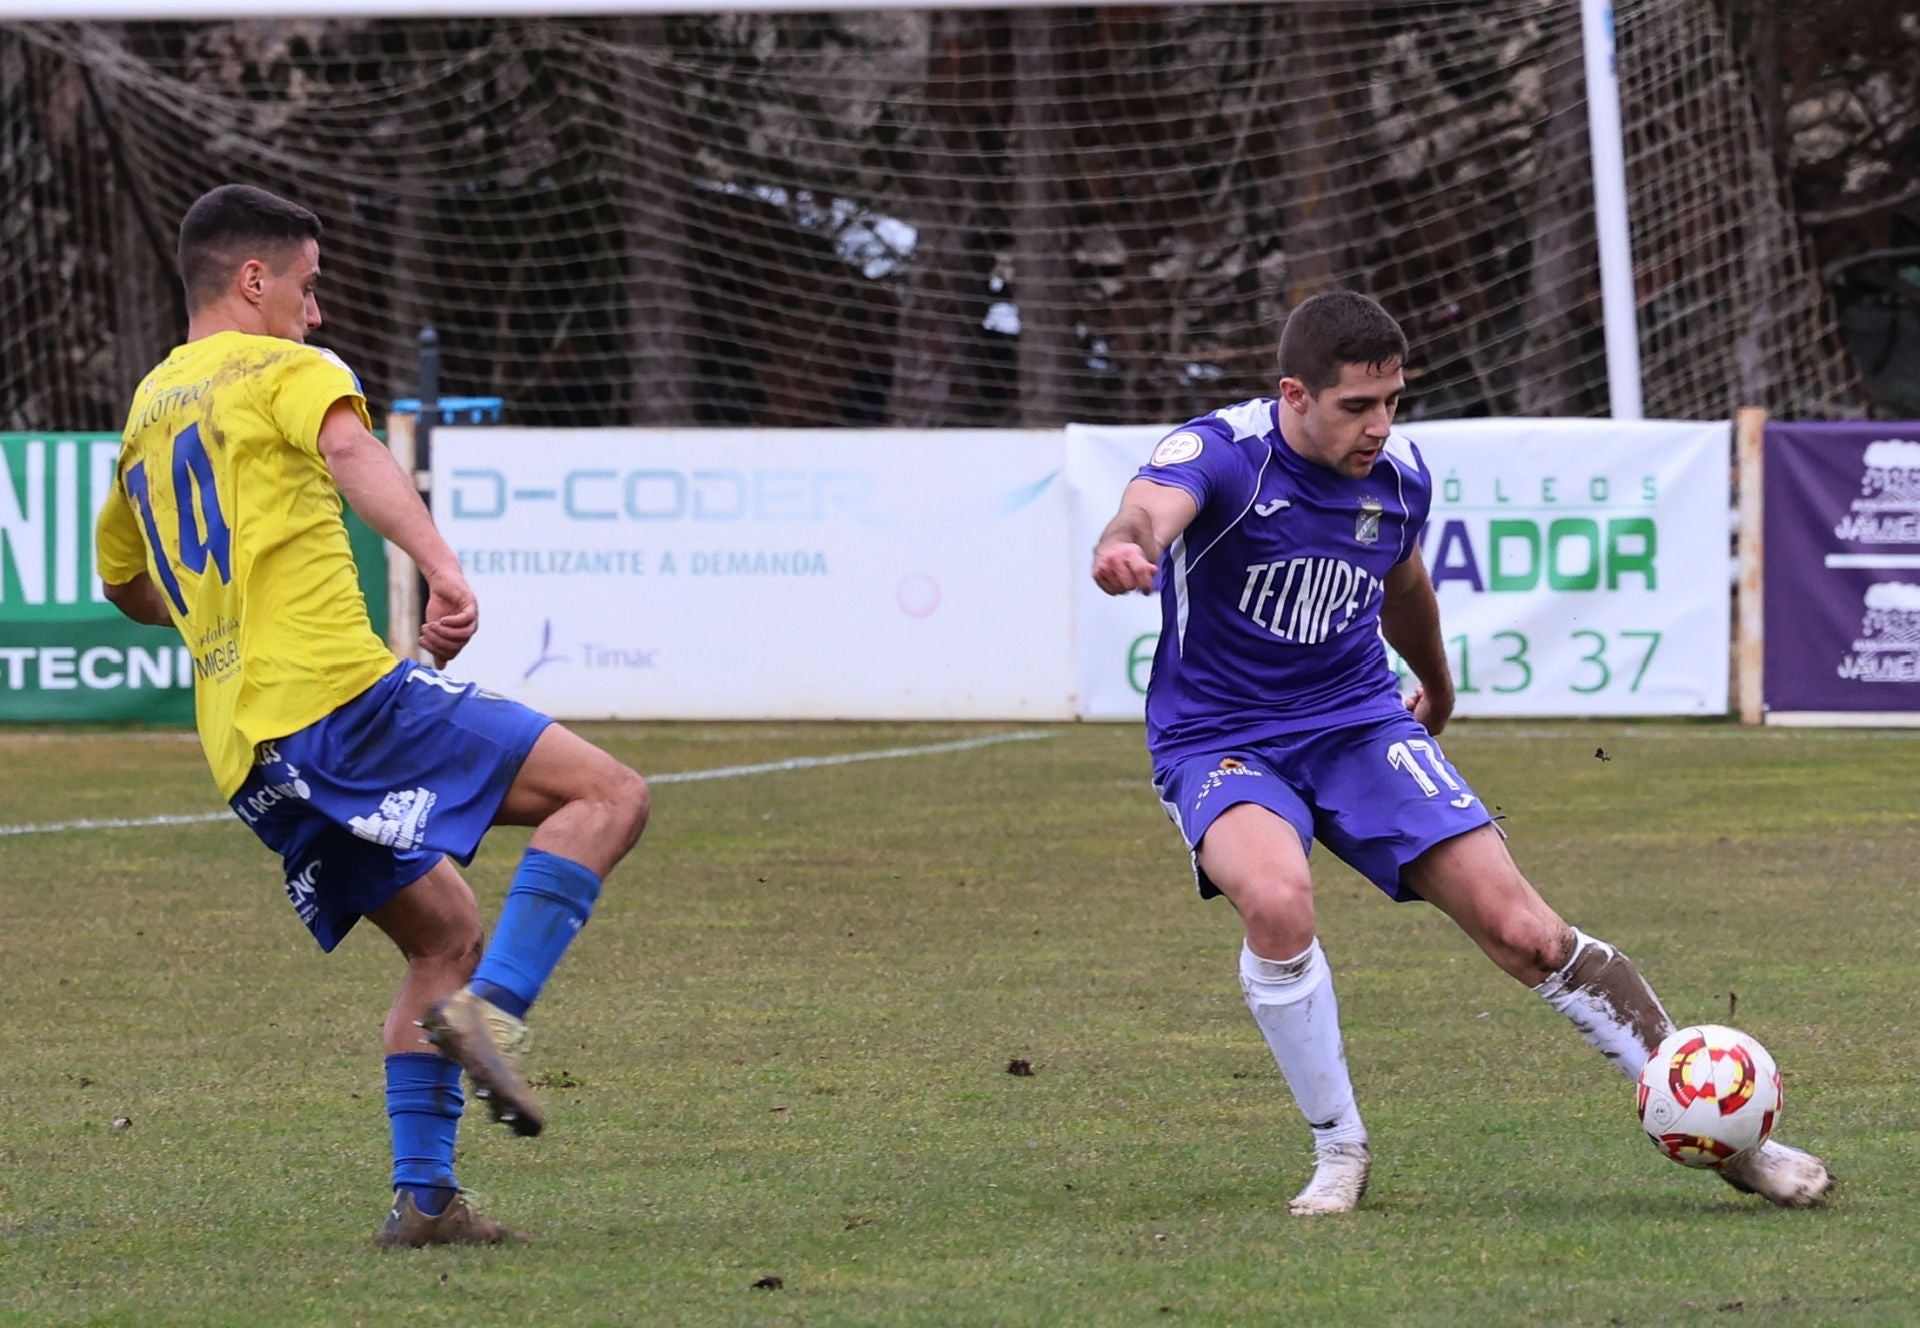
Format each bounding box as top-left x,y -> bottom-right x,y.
1369,1182 -> 1828,1222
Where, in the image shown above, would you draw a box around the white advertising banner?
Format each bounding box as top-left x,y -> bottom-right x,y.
1069,417 -> 1731,718
431,428 -> 1074,719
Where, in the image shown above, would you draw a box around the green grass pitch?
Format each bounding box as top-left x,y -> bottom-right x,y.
2,720 -> 1916,1326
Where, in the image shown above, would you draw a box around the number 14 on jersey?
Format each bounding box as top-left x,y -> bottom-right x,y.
124,422 -> 233,616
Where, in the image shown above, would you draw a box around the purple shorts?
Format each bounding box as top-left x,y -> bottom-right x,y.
1151,712 -> 1495,902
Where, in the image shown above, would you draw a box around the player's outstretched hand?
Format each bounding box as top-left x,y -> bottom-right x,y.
422,571 -> 479,668
1405,681 -> 1456,736
1092,541 -> 1158,596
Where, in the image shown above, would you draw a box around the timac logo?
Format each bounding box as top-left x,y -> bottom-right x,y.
524,619 -> 658,678
450,467 -> 874,523
524,618 -> 569,680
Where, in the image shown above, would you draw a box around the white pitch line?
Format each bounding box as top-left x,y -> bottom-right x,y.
0,729 -> 1055,839
646,729 -> 1054,784
0,809 -> 234,836
0,731 -> 201,744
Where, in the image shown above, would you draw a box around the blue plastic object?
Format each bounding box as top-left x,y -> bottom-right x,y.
390,396 -> 504,426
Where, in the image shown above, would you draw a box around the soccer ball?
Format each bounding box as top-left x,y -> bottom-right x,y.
1636,1024 -> 1782,1168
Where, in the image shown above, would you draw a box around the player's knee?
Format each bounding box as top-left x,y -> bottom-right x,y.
1486,911 -> 1568,983
1234,880 -> 1315,958
451,922 -> 484,980
405,914 -> 482,977
603,763 -> 649,851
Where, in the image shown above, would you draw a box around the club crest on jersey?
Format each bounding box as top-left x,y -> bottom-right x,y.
1150,431 -> 1204,466
1355,496 -> 1384,545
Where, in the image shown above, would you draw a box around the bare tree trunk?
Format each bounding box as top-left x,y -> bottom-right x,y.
1725,9 -> 1788,413
84,35 -> 183,401
383,186 -> 431,405
1517,14 -> 1593,416
617,17 -> 696,425
1721,0 -> 1787,174
1011,8 -> 1075,428
1279,4 -> 1344,306
892,9 -> 996,428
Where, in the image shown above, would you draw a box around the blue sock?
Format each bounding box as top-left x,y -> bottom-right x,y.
386,1052 -> 463,1216
470,848 -> 603,1019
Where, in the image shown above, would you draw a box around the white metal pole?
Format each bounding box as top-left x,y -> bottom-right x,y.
1734,407 -> 1766,724
1581,0 -> 1644,419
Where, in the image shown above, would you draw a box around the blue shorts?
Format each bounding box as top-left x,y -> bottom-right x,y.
1152,712 -> 1495,902
229,662 -> 553,951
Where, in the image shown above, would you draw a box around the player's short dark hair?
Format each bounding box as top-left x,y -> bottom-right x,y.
176,184 -> 322,308
1277,291 -> 1408,392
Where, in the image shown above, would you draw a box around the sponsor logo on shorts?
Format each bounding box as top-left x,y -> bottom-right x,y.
1150,431 -> 1204,466
1193,756 -> 1263,810
234,759 -> 314,824
284,859 -> 322,926
348,787 -> 438,850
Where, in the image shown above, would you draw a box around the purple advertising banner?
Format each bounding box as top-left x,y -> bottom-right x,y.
1763,421 -> 1920,715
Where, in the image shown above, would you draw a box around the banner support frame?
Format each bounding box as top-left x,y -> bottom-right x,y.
1735,406 -> 1766,724
383,411 -> 424,663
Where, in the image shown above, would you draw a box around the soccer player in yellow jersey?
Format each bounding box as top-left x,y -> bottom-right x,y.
97,183 -> 653,1246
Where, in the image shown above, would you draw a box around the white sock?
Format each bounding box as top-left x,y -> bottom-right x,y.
1239,939 -> 1367,1150
1532,927 -> 1675,1080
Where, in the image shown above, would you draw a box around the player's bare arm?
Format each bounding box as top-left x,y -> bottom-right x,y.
102,572 -> 176,628
316,398 -> 476,665
1092,478 -> 1199,595
1380,545 -> 1456,734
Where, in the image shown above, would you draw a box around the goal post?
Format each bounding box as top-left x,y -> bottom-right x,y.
1579,0 -> 1641,420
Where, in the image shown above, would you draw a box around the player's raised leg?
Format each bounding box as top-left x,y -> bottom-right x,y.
1405,824 -> 1672,1065
423,724 -> 649,1136
1201,804 -> 1370,1216
367,857 -> 520,1246
1407,825 -> 1831,1206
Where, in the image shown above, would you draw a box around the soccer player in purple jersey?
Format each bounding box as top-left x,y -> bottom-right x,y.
1091,291 -> 1832,1214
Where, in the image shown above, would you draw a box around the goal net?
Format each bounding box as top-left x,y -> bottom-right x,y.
0,1 -> 1858,433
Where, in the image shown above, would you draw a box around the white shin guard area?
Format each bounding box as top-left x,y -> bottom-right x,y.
1533,927 -> 1675,1081
1239,939 -> 1367,1149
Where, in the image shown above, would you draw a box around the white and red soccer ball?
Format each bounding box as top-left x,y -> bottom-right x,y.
1636,1024 -> 1783,1168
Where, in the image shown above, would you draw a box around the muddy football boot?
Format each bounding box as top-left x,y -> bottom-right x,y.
1719,1139 -> 1834,1208
375,1190 -> 524,1247
421,988 -> 544,1137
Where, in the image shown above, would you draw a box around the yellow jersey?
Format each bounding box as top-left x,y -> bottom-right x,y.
97,332 -> 396,797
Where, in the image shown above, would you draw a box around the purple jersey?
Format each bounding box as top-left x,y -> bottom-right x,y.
1136,398 -> 1432,769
